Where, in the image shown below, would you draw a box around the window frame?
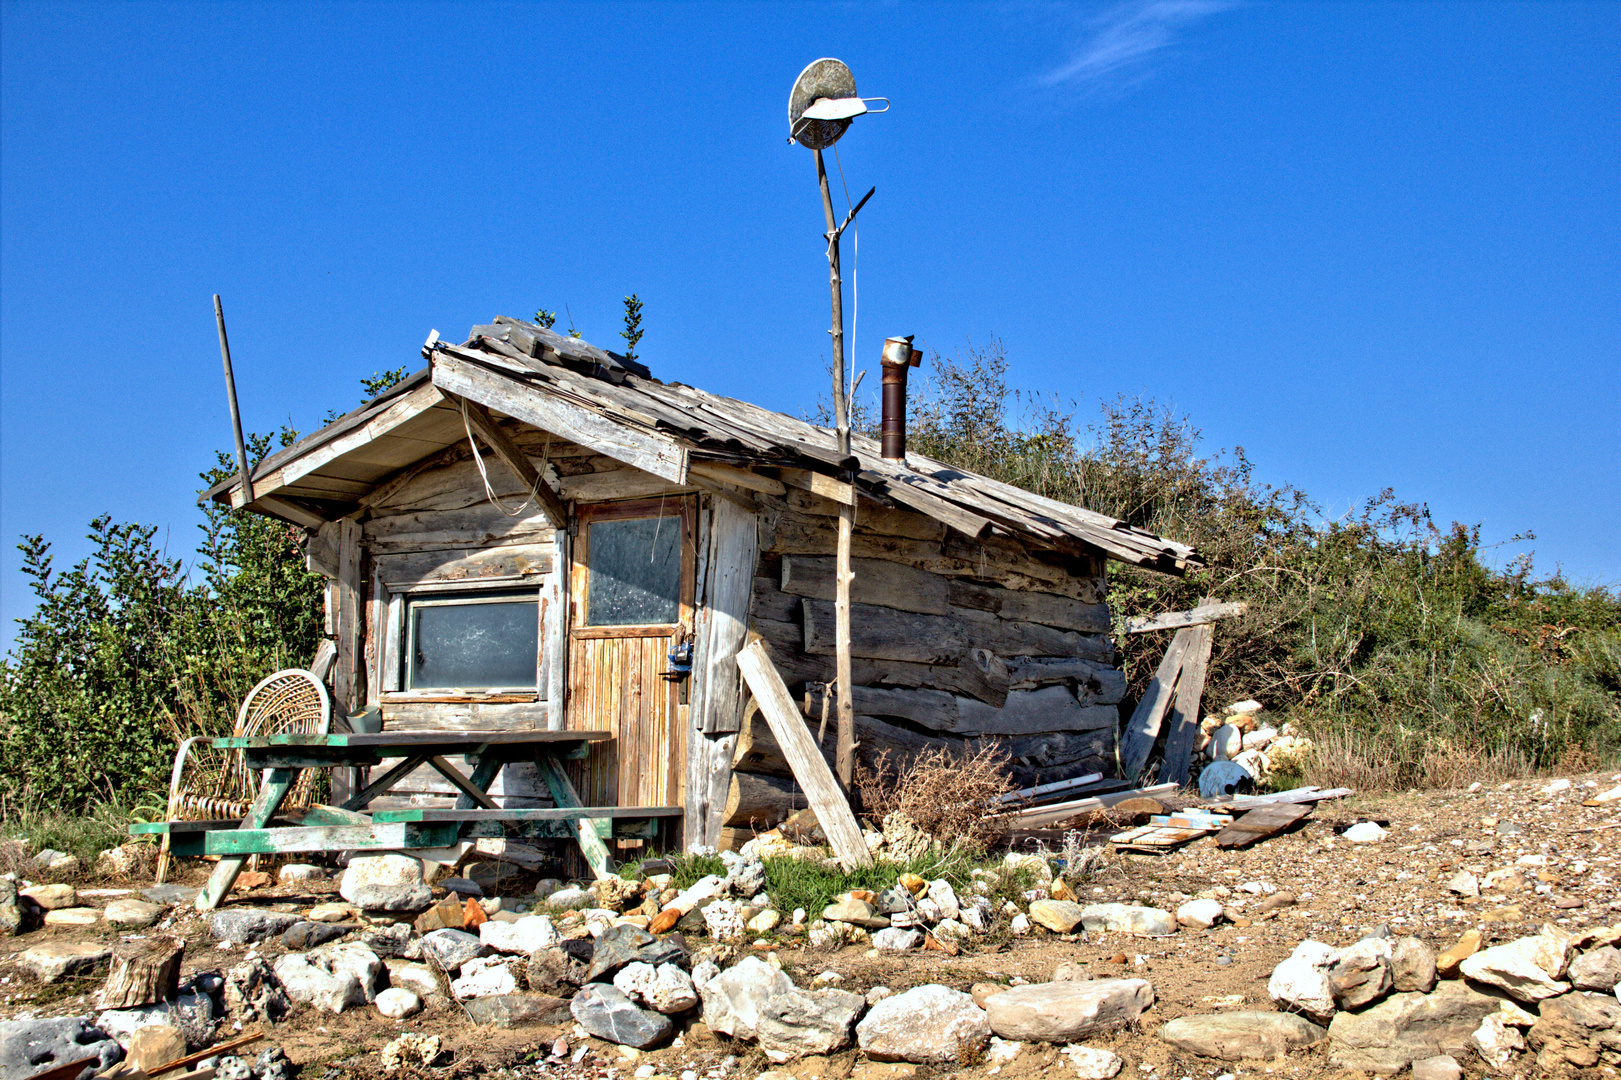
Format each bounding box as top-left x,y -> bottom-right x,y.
400,587 -> 543,695
570,498 -> 695,640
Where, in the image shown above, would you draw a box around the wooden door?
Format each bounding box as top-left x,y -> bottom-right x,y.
566,498 -> 694,811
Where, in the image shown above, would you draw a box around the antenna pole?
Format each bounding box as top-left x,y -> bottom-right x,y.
214,295 -> 255,505
815,148 -> 857,790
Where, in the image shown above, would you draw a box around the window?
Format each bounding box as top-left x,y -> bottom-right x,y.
404,590 -> 538,691
585,516 -> 680,626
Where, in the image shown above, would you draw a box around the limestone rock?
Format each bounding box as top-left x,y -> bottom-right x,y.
97,989 -> 216,1049
480,914 -> 557,954
360,921 -> 419,960
571,983 -> 673,1049
1470,1012 -> 1524,1068
339,853 -> 430,912
0,879 -> 23,936
308,902 -> 355,923
0,1017 -> 121,1078
19,940 -> 112,982
856,984 -> 991,1064
1079,903 -> 1175,937
872,928 -> 922,951
697,955 -> 793,1039
526,946 -> 589,995
281,921 -> 346,951
375,987 -> 422,1019
1446,871 -> 1479,898
614,962 -> 698,1014
462,993 -> 570,1027
1410,1055 -> 1462,1080
758,988 -> 865,1061
209,909 -> 299,945
1027,899 -> 1085,933
1327,981 -> 1506,1075
278,863 -> 325,884
1176,898 -> 1224,929
823,897 -> 888,929
1330,936 -> 1394,1009
223,958 -> 290,1021
102,898 -> 163,930
43,907 -> 99,928
1569,945 -> 1621,992
385,961 -> 441,1000
1436,929 -> 1482,978
1391,936 -> 1438,993
274,952 -> 367,1014
1061,1045 -> 1124,1079
1159,1011 -> 1327,1061
21,883 -> 77,910
452,956 -> 518,999
982,979 -> 1152,1043
1459,930 -> 1572,1002
1268,940 -> 1342,1023
421,928 -> 488,973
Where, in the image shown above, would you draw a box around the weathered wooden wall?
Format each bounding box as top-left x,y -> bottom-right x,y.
743,488 -> 1124,797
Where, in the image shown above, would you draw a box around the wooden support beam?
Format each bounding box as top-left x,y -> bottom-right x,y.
253,495 -> 330,530
737,639 -> 872,869
1157,622 -> 1214,786
1123,601 -> 1248,635
331,518 -> 363,715
780,467 -> 858,507
689,462 -> 788,497
443,396 -> 566,527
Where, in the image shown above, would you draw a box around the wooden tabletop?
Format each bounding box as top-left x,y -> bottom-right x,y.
213,730 -> 611,756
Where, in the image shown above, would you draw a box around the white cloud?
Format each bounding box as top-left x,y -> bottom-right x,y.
1041,1 -> 1236,87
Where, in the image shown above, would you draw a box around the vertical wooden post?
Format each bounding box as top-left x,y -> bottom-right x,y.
814,148 -> 857,790
331,518 -> 363,717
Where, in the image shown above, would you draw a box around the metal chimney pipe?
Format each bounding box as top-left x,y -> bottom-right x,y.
880,335 -> 921,463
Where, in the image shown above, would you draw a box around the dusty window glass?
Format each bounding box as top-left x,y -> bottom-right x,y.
587,516 -> 680,626
406,592 -> 538,690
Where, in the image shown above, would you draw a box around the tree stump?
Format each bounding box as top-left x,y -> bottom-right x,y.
98,935 -> 183,1009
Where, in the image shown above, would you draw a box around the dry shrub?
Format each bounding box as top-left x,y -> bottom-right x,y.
855,742 -> 1014,851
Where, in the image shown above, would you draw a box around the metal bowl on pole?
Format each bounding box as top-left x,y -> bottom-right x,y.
787,59 -> 888,790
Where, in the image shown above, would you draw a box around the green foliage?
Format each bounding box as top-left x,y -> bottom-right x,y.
761,848 -> 1020,919
360,367 -> 410,399
1,428 -> 326,810
620,294 -> 644,362
0,791 -> 155,866
882,340 -> 1621,783
534,309 -> 557,330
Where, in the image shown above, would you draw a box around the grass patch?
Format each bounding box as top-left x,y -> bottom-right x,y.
0,792 -> 152,872
763,847 -> 1038,918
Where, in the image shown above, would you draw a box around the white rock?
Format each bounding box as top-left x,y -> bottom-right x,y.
1458,929 -> 1573,1002
1470,1013 -> 1524,1067
697,954 -> 794,1038
1242,726 -> 1278,751
279,863 -> 325,884
1061,1045 -> 1124,1079
872,927 -> 922,951
926,880 -> 960,920
479,914 -> 557,954
386,961 -> 441,999
856,984 -> 991,1064
451,956 -> 519,998
1268,940 -> 1342,1022
615,962 -> 699,1014
987,1037 -> 1022,1068
273,953 -> 366,1014
1343,821 -> 1387,843
702,899 -> 746,942
1010,914 -> 1031,935
1176,898 -> 1224,929
1211,724 -> 1242,760
339,854 -> 430,911
1227,699 -> 1263,715
375,987 -> 422,1019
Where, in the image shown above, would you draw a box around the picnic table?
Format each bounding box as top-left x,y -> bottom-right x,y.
129,730 -> 681,910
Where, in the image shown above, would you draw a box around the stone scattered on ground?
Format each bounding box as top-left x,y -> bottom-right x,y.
209,908 -> 300,945
19,940 -> 113,982
375,986 -> 422,1019
1158,1011 -> 1328,1060
856,985 -> 991,1064
571,983 -> 674,1049
126,1023 -> 187,1071
982,979 -> 1153,1042
0,1017 -> 122,1077
339,853 -> 431,912
103,897 -> 164,929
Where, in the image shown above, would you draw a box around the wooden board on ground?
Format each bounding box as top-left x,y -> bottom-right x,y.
996,782 -> 1180,830
1216,802 -> 1313,848
1156,621 -> 1214,786
736,638 -> 873,870
1109,824 -> 1212,852
1220,786 -> 1353,808
1117,629 -> 1193,782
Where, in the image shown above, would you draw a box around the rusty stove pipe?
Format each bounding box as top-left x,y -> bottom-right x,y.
880,335 -> 923,464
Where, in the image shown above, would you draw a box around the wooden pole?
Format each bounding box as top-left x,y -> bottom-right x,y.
214,294 -> 254,504
814,148 -> 857,790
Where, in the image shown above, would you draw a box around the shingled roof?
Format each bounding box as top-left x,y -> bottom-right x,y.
205,317 -> 1202,574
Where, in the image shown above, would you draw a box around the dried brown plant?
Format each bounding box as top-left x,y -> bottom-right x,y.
855,742 -> 1015,852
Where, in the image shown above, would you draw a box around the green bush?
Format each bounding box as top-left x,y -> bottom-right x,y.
881,340 -> 1621,782
0,429 -> 324,809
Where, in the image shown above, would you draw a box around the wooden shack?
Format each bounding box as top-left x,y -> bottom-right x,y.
204,317 -> 1201,849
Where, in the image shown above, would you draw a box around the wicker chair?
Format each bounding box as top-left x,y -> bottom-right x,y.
154,670 -> 333,883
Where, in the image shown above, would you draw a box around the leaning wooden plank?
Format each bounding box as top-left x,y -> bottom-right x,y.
1156,622 -> 1214,787
1215,802 -> 1313,848
737,639 -> 873,869
997,782 -> 1180,830
1224,786 -> 1353,808
1123,601 -> 1248,635
432,350 -> 689,483
1117,628 -> 1195,782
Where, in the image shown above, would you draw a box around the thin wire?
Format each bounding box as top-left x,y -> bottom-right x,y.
460,397 -> 541,518
833,143 -> 858,429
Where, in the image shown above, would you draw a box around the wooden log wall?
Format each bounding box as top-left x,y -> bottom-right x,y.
743,490 -> 1124,793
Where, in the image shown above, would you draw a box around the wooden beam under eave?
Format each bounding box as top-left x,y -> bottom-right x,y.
251,495 -> 332,530
453,396 -> 567,528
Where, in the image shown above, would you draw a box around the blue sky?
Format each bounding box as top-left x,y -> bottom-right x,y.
3,1 -> 1618,638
